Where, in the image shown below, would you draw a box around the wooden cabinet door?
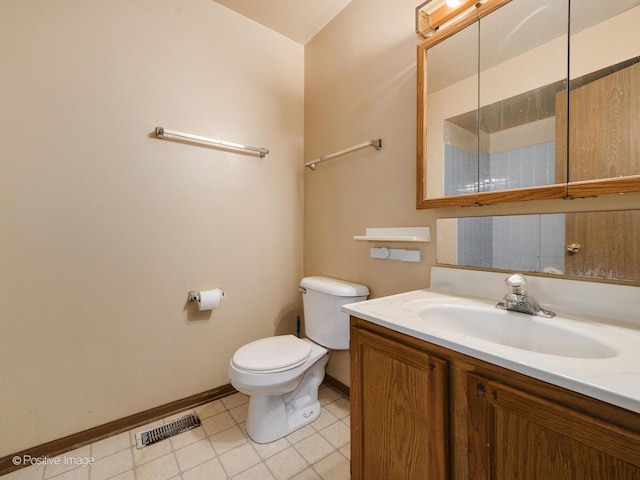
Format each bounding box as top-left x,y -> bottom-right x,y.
467,373 -> 640,479
350,326 -> 448,480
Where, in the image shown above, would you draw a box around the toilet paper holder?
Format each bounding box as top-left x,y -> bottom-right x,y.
187,291 -> 200,303
187,289 -> 225,304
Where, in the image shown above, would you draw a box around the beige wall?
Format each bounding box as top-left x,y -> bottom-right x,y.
304,0 -> 640,386
304,0 -> 436,384
0,0 -> 303,456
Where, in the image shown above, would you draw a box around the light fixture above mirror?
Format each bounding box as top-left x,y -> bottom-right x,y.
415,0 -> 483,38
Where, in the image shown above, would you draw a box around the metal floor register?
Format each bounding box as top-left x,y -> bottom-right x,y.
135,413 -> 202,448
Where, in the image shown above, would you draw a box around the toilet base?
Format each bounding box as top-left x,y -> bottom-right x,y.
245,353 -> 329,443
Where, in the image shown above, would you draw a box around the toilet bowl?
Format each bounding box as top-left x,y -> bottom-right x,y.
229,336 -> 328,443
228,276 -> 369,443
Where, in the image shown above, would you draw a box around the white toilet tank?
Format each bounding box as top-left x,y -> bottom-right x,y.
300,276 -> 369,350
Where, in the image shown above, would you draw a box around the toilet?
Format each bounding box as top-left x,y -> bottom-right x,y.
228,276 -> 369,443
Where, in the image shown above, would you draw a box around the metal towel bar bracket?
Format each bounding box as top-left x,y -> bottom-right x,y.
155,127 -> 269,157
305,139 -> 382,170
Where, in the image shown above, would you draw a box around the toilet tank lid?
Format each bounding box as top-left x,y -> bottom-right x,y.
300,276 -> 369,297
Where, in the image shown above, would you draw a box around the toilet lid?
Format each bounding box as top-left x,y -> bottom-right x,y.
232,335 -> 312,373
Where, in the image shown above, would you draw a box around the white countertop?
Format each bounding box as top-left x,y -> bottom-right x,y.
342,267 -> 640,414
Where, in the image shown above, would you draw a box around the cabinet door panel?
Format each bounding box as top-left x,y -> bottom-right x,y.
494,409 -> 638,479
351,327 -> 448,480
469,377 -> 640,479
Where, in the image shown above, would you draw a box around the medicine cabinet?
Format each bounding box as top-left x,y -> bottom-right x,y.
417,0 -> 640,208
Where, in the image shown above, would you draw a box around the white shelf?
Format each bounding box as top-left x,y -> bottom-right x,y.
353,227 -> 431,243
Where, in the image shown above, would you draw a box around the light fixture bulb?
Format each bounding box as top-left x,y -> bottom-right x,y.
446,0 -> 462,7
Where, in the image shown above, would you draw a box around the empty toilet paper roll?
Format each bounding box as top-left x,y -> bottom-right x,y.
198,288 -> 224,311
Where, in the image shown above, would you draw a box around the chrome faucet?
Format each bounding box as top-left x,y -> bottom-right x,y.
496,273 -> 555,318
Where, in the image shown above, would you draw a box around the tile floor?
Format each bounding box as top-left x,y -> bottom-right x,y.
2,385 -> 351,480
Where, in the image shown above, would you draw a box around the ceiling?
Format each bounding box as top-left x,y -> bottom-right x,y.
213,0 -> 353,44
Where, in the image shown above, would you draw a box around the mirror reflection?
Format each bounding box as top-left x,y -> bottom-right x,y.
565,0 -> 640,186
477,0 -> 567,193
423,0 -> 569,203
436,211 -> 640,282
425,20 -> 478,198
419,0 -> 640,207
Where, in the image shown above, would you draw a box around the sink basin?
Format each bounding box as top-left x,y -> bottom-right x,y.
403,302 -> 618,359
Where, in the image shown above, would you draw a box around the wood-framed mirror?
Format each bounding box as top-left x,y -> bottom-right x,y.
417,0 -> 640,209
563,0 -> 640,198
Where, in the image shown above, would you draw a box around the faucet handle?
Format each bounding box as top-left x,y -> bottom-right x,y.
505,273 -> 527,295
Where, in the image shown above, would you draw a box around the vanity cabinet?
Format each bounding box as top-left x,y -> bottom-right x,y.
468,375 -> 640,479
350,326 -> 448,479
350,317 -> 640,479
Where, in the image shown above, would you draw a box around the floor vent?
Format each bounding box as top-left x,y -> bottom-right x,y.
136,413 -> 201,448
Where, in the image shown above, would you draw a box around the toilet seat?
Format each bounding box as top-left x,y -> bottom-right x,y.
231,335 -> 312,373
